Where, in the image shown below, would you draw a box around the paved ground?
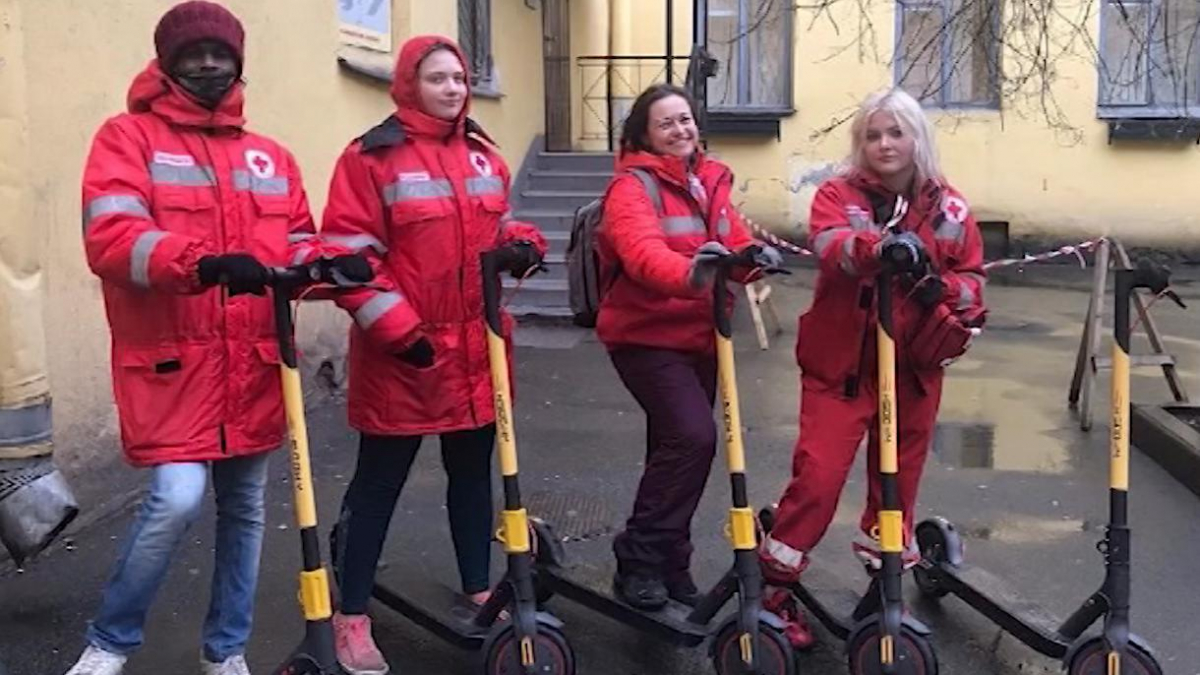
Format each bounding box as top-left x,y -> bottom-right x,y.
3,270 -> 1200,675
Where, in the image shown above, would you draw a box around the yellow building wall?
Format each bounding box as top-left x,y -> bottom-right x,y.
15,0 -> 544,470
602,1 -> 1200,246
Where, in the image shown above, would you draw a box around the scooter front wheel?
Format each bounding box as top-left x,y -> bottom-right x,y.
483,621 -> 576,675
1067,638 -> 1163,675
846,622 -> 937,675
711,619 -> 796,675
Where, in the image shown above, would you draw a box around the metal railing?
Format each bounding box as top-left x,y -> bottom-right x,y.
578,55 -> 693,151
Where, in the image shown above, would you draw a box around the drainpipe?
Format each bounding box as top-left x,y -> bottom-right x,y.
0,0 -> 78,566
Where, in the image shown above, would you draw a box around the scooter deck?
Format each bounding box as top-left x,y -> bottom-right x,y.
538,566 -> 712,646
371,580 -> 491,650
921,559 -> 1078,658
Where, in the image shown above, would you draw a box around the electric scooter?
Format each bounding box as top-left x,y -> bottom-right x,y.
759,237 -> 939,675
332,249 -> 576,675
254,259 -> 355,675
529,250 -> 796,675
911,260 -> 1175,675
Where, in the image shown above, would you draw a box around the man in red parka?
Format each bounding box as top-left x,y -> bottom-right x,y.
66,4 -> 367,675
319,36 -> 546,675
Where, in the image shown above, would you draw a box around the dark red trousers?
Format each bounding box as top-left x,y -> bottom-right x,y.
763,372 -> 942,571
609,346 -> 718,583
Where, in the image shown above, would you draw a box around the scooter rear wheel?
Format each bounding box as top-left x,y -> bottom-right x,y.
846,623 -> 937,675
913,521 -> 960,600
483,621 -> 576,675
1067,638 -> 1163,675
711,620 -> 796,675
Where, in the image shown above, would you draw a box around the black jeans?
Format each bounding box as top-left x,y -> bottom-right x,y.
609,347 -> 718,584
334,425 -> 496,614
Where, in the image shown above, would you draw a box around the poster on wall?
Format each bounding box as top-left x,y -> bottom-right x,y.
338,0 -> 392,53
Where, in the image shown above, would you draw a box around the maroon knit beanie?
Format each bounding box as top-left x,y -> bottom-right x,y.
154,1 -> 245,72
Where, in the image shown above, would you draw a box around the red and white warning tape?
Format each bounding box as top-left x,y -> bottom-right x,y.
742,216 -> 1107,272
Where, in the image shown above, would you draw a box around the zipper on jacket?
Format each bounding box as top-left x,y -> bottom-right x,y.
438,145 -> 479,427
845,283 -> 875,399
198,132 -> 234,450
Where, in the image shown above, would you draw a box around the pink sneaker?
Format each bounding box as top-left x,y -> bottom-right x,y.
763,586 -> 815,650
333,612 -> 390,675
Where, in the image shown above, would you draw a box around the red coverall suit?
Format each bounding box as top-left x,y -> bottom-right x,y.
761,169 -> 987,577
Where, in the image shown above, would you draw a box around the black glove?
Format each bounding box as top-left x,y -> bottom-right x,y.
911,274 -> 946,308
495,241 -> 544,279
197,254 -> 269,296
878,232 -> 927,274
319,254 -> 374,286
397,337 -> 435,369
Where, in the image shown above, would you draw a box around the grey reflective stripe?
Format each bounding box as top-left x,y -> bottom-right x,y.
839,235 -> 858,275
957,283 -> 976,311
355,291 -> 403,330
149,162 -> 216,187
84,195 -> 150,228
324,233 -> 387,254
717,217 -> 731,236
466,175 -> 504,196
812,227 -> 850,256
936,218 -> 965,243
0,398 -> 52,448
130,230 -> 169,287
288,232 -> 315,243
291,245 -> 313,265
383,178 -> 453,204
500,209 -> 514,223
660,215 -> 706,236
233,170 -> 289,196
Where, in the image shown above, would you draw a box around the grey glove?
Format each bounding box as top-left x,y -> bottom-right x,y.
687,241 -> 732,289
748,244 -> 784,271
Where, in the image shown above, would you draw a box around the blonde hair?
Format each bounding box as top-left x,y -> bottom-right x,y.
845,88 -> 944,186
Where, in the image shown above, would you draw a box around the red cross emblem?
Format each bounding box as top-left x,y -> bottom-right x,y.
469,151 -> 492,177
943,196 -> 968,223
244,149 -> 276,179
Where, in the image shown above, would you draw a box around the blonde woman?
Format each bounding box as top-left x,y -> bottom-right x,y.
759,88 -> 988,648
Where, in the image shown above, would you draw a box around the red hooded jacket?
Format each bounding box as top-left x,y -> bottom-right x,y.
320,36 -> 546,437
82,61 -> 325,466
595,149 -> 758,354
796,170 -> 987,395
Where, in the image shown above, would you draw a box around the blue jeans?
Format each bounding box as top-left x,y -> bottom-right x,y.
86,454 -> 269,662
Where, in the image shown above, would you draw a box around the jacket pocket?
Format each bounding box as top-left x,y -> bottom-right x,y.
111,343 -> 221,456
237,340 -> 285,446
250,193 -> 291,265
390,198 -> 459,284
154,188 -> 217,240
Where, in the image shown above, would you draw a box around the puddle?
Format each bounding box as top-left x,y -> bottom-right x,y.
956,515 -> 1091,544
935,376 -> 1072,473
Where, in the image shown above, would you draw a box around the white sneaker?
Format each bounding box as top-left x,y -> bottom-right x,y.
201,654 -> 250,675
64,645 -> 126,675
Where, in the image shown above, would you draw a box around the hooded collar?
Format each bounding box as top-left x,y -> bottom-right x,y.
845,167 -> 943,216
390,36 -> 471,141
615,148 -> 712,190
126,59 -> 246,131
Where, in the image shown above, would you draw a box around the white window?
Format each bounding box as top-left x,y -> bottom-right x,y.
1099,0 -> 1200,118
895,0 -> 1002,108
706,0 -> 793,112
458,0 -> 494,90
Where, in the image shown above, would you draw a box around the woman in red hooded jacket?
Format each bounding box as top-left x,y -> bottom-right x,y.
758,88 -> 987,649
596,84 -> 782,611
319,36 -> 546,675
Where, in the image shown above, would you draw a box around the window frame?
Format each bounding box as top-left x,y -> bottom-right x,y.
1096,0 -> 1200,119
893,0 -> 1003,110
705,0 -> 795,116
458,0 -> 499,96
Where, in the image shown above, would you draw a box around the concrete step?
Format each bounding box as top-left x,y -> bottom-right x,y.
535,152 -> 614,172
501,276 -> 570,309
527,170 -> 613,193
516,210 -> 577,232
508,305 -> 575,319
520,190 -> 603,212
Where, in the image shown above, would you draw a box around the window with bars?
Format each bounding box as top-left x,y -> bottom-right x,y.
458,0 -> 493,89
1099,0 -> 1200,118
894,0 -> 1001,108
706,0 -> 793,112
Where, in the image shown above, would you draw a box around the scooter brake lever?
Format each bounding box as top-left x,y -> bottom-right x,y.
1165,289 -> 1187,309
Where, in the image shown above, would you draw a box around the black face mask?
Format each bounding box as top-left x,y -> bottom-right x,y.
176,73 -> 237,108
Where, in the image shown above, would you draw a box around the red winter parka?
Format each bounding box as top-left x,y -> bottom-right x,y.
797,169 -> 987,395
320,36 -> 546,437
82,61 -> 324,466
595,150 -> 757,354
